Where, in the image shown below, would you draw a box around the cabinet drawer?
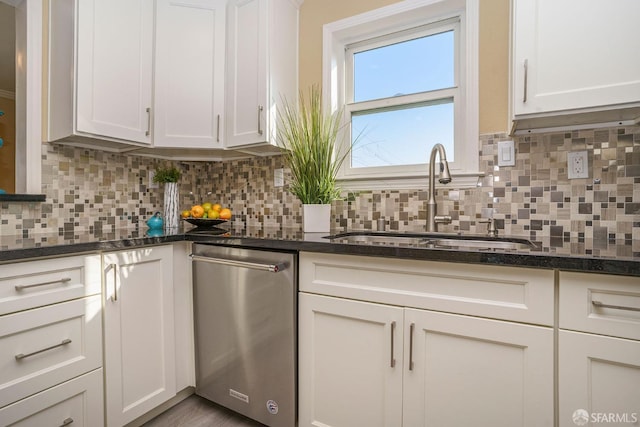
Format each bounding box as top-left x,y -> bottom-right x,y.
0,368 -> 103,426
0,295 -> 102,408
0,255 -> 101,315
300,252 -> 555,325
559,272 -> 640,340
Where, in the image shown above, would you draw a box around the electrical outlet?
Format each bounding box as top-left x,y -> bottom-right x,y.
567,151 -> 589,179
149,170 -> 158,189
274,168 -> 284,187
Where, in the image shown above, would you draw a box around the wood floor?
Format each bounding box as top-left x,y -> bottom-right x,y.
143,395 -> 266,427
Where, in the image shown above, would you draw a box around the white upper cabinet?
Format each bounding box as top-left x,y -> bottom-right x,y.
225,0 -> 300,151
48,0 -> 301,157
49,0 -> 233,157
511,0 -> 640,133
76,0 -> 154,144
154,0 -> 226,149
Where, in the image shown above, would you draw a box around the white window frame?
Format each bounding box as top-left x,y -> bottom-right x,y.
323,0 -> 480,190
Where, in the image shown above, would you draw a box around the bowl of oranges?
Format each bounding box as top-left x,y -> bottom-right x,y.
182,202 -> 232,228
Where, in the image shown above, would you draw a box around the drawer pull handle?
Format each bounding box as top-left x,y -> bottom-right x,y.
216,114 -> 221,142
390,321 -> 396,368
257,105 -> 264,136
592,300 -> 640,312
523,59 -> 528,103
145,107 -> 151,136
15,277 -> 72,291
60,418 -> 74,426
15,339 -> 72,360
105,263 -> 118,302
408,322 -> 415,371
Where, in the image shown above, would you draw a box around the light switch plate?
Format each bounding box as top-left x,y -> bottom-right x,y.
274,168 -> 284,187
497,140 -> 515,167
567,151 -> 589,179
149,171 -> 158,189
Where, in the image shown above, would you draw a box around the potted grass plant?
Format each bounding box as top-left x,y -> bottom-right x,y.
277,86 -> 349,233
153,166 -> 181,230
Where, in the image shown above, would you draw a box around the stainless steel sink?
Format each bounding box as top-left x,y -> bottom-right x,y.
325,232 -> 537,251
423,238 -> 535,250
328,233 -> 427,246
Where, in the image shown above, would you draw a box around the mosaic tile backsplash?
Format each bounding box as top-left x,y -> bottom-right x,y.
1,126 -> 639,241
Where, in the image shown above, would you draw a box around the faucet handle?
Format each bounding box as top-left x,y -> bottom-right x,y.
478,218 -> 498,237
434,215 -> 452,225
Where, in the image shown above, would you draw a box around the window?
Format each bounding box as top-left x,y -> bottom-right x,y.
324,0 -> 479,189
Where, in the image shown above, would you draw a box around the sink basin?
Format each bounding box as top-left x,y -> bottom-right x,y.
325,232 -> 537,251
328,233 -> 427,246
423,238 -> 535,250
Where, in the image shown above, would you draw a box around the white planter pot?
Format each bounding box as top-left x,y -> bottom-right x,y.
302,204 -> 331,233
163,182 -> 180,230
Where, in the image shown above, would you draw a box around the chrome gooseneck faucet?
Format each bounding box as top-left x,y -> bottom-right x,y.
427,143 -> 452,232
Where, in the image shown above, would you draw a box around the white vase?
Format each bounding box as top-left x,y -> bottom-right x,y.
164,182 -> 180,230
302,204 -> 331,233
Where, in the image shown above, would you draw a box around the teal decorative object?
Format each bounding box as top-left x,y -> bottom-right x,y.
145,212 -> 164,229
145,228 -> 164,237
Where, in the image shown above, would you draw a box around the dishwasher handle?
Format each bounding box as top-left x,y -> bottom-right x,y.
190,254 -> 288,273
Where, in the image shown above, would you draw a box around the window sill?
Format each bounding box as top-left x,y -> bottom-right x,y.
0,194 -> 46,202
338,173 -> 483,191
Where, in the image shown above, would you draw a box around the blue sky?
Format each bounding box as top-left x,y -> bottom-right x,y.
350,30 -> 455,167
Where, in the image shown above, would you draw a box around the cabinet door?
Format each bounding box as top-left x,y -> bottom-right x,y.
512,0 -> 640,116
103,245 -> 176,427
404,309 -> 554,427
298,293 -> 403,427
154,0 -> 226,149
76,0 -> 153,143
559,330 -> 640,427
172,242 -> 195,391
225,0 -> 269,147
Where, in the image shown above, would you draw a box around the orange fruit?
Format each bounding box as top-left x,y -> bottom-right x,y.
191,205 -> 205,218
219,208 -> 232,220
212,203 -> 222,212
181,210 -> 191,218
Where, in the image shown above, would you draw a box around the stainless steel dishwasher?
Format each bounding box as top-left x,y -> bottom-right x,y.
191,244 -> 297,427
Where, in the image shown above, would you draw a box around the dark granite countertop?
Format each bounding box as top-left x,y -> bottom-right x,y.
1,224 -> 639,277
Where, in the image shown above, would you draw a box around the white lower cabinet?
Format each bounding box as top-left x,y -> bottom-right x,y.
0,254 -> 103,425
298,252 -> 555,427
0,296 -> 103,409
299,292 -> 554,427
0,368 -> 104,427
103,245 -> 176,427
558,272 -> 640,427
558,331 -> 640,427
298,294 -> 404,427
404,308 -> 553,427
